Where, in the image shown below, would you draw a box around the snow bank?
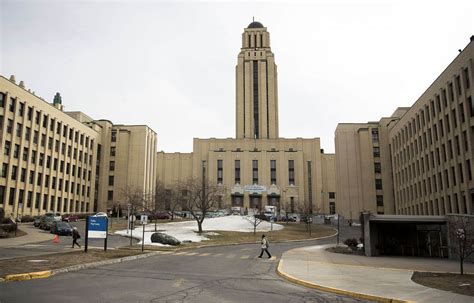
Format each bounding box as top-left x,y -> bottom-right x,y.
115,215 -> 283,246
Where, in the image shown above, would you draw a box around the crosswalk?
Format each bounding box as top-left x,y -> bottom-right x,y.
153,250 -> 277,261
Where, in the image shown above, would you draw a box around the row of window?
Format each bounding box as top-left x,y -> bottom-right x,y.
396,160 -> 472,202
0,186 -> 90,212
393,66 -> 471,153
0,92 -> 95,150
218,159 -> 297,185
398,192 -> 471,216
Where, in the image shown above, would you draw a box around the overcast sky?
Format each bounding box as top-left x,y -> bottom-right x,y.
1,0 -> 473,153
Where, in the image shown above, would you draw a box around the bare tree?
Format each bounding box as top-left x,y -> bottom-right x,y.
181,178 -> 224,234
448,215 -> 474,275
245,208 -> 264,235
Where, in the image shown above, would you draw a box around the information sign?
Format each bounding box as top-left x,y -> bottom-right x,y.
88,216 -> 108,239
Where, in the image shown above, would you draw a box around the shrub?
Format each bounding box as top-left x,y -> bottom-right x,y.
0,218 -> 17,233
21,215 -> 34,222
343,238 -> 359,249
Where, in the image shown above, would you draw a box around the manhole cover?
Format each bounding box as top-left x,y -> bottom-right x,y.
27,259 -> 49,263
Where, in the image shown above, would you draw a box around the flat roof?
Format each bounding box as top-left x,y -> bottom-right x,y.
369,215 -> 447,223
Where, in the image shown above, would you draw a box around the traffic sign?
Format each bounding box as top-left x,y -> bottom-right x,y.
140,215 -> 148,225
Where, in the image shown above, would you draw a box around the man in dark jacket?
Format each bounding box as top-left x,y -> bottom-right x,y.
258,234 -> 271,258
72,227 -> 81,248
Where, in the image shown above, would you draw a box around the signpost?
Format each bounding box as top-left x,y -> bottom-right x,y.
140,215 -> 148,252
85,215 -> 108,253
129,215 -> 136,246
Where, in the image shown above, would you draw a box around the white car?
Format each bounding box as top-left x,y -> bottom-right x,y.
94,212 -> 108,217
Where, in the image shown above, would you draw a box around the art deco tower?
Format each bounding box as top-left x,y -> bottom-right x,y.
236,21 -> 279,139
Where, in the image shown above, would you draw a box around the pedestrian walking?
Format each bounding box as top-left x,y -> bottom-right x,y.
72,227 -> 81,248
258,234 -> 272,258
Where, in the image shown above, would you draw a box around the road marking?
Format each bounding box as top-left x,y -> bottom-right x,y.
214,253 -> 223,257
186,252 -> 198,256
225,254 -> 236,258
240,255 -> 250,259
175,252 -> 187,255
198,253 -> 211,256
159,251 -> 173,254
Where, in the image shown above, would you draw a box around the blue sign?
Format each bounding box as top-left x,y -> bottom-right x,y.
88,216 -> 107,239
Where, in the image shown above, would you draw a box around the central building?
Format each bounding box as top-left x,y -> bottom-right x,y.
156,21 -> 336,214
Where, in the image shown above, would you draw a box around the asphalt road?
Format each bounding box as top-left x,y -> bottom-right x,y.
0,225 -> 368,303
0,220 -> 138,260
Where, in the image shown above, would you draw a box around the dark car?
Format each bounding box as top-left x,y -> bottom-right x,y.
33,216 -> 42,227
50,222 -> 73,236
39,216 -> 55,230
62,214 -> 78,222
155,212 -> 171,220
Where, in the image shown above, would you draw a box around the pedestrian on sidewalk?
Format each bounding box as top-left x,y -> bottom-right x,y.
72,227 -> 81,248
258,234 -> 272,258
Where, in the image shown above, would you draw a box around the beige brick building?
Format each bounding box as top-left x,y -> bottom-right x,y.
335,36 -> 474,220
0,75 -> 157,218
156,21 -> 336,214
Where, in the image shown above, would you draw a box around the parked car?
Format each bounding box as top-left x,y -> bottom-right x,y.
62,214 -> 78,222
155,212 -> 170,220
44,212 -> 62,222
94,212 -> 108,217
50,222 -> 73,236
33,216 -> 42,227
39,216 -> 55,230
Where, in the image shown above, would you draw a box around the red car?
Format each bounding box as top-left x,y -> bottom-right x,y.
62,214 -> 78,222
155,212 -> 171,220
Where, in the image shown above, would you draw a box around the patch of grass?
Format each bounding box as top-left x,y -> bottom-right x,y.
412,271 -> 474,296
3,229 -> 28,238
0,249 -> 144,277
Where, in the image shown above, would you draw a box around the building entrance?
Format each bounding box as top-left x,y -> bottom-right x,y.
250,195 -> 262,210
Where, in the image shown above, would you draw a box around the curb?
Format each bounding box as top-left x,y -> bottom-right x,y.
276,260 -> 412,303
1,251 -> 161,282
4,270 -> 51,282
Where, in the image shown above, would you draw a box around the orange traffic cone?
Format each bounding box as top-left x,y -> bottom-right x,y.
53,234 -> 59,244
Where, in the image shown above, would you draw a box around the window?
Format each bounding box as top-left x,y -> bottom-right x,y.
375,179 -> 383,190
108,176 -> 114,186
35,111 -> 41,125
374,162 -> 381,173
288,160 -> 295,185
329,192 -> 335,199
463,67 -> 470,89
9,97 -> 15,112
217,160 -> 223,184
329,202 -> 336,214
111,130 -> 117,142
0,93 -> 4,107
109,161 -> 115,171
270,160 -> 277,184
27,107 -> 33,120
4,141 -> 10,156
108,190 -> 113,201
234,160 -> 240,184
371,129 -> 379,143
373,147 -> 380,157
16,123 -> 22,137
50,119 -> 55,132
20,168 -> 26,182
110,147 -> 116,156
11,166 -> 17,180
7,119 -> 12,133
9,188 -> 15,205
1,163 -> 7,178
33,130 -> 38,144
25,127 -> 30,140
13,144 -> 19,158
376,195 -> 384,207
29,171 -> 34,184
252,160 -> 258,184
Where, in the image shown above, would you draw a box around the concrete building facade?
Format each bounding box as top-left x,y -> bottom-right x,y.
0,75 -> 157,218
335,36 -> 474,220
156,21 -> 336,214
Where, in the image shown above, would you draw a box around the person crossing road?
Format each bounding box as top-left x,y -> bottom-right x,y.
258,234 -> 271,258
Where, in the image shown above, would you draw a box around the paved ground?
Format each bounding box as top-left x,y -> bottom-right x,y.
0,225 -> 367,302
0,221 -> 138,260
279,244 -> 474,303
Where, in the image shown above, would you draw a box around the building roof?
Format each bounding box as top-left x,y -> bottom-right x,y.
248,21 -> 264,28
369,214 -> 447,223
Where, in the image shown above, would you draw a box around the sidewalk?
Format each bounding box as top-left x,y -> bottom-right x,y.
278,245 -> 473,303
0,223 -> 53,247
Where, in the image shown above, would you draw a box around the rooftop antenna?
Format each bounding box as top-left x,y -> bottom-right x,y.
253,16 -> 254,22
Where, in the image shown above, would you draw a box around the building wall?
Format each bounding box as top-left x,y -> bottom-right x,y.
0,76 -> 100,217
156,152 -> 193,186
321,153 -> 336,214
389,38 -> 474,216
95,121 -> 157,212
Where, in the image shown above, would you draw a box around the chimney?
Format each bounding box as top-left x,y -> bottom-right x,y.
9,75 -> 16,83
53,92 -> 63,111
19,81 -> 25,88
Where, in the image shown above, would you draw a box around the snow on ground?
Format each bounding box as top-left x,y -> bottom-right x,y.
115,215 -> 284,246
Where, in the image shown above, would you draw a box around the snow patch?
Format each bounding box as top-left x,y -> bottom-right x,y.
115,216 -> 283,246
